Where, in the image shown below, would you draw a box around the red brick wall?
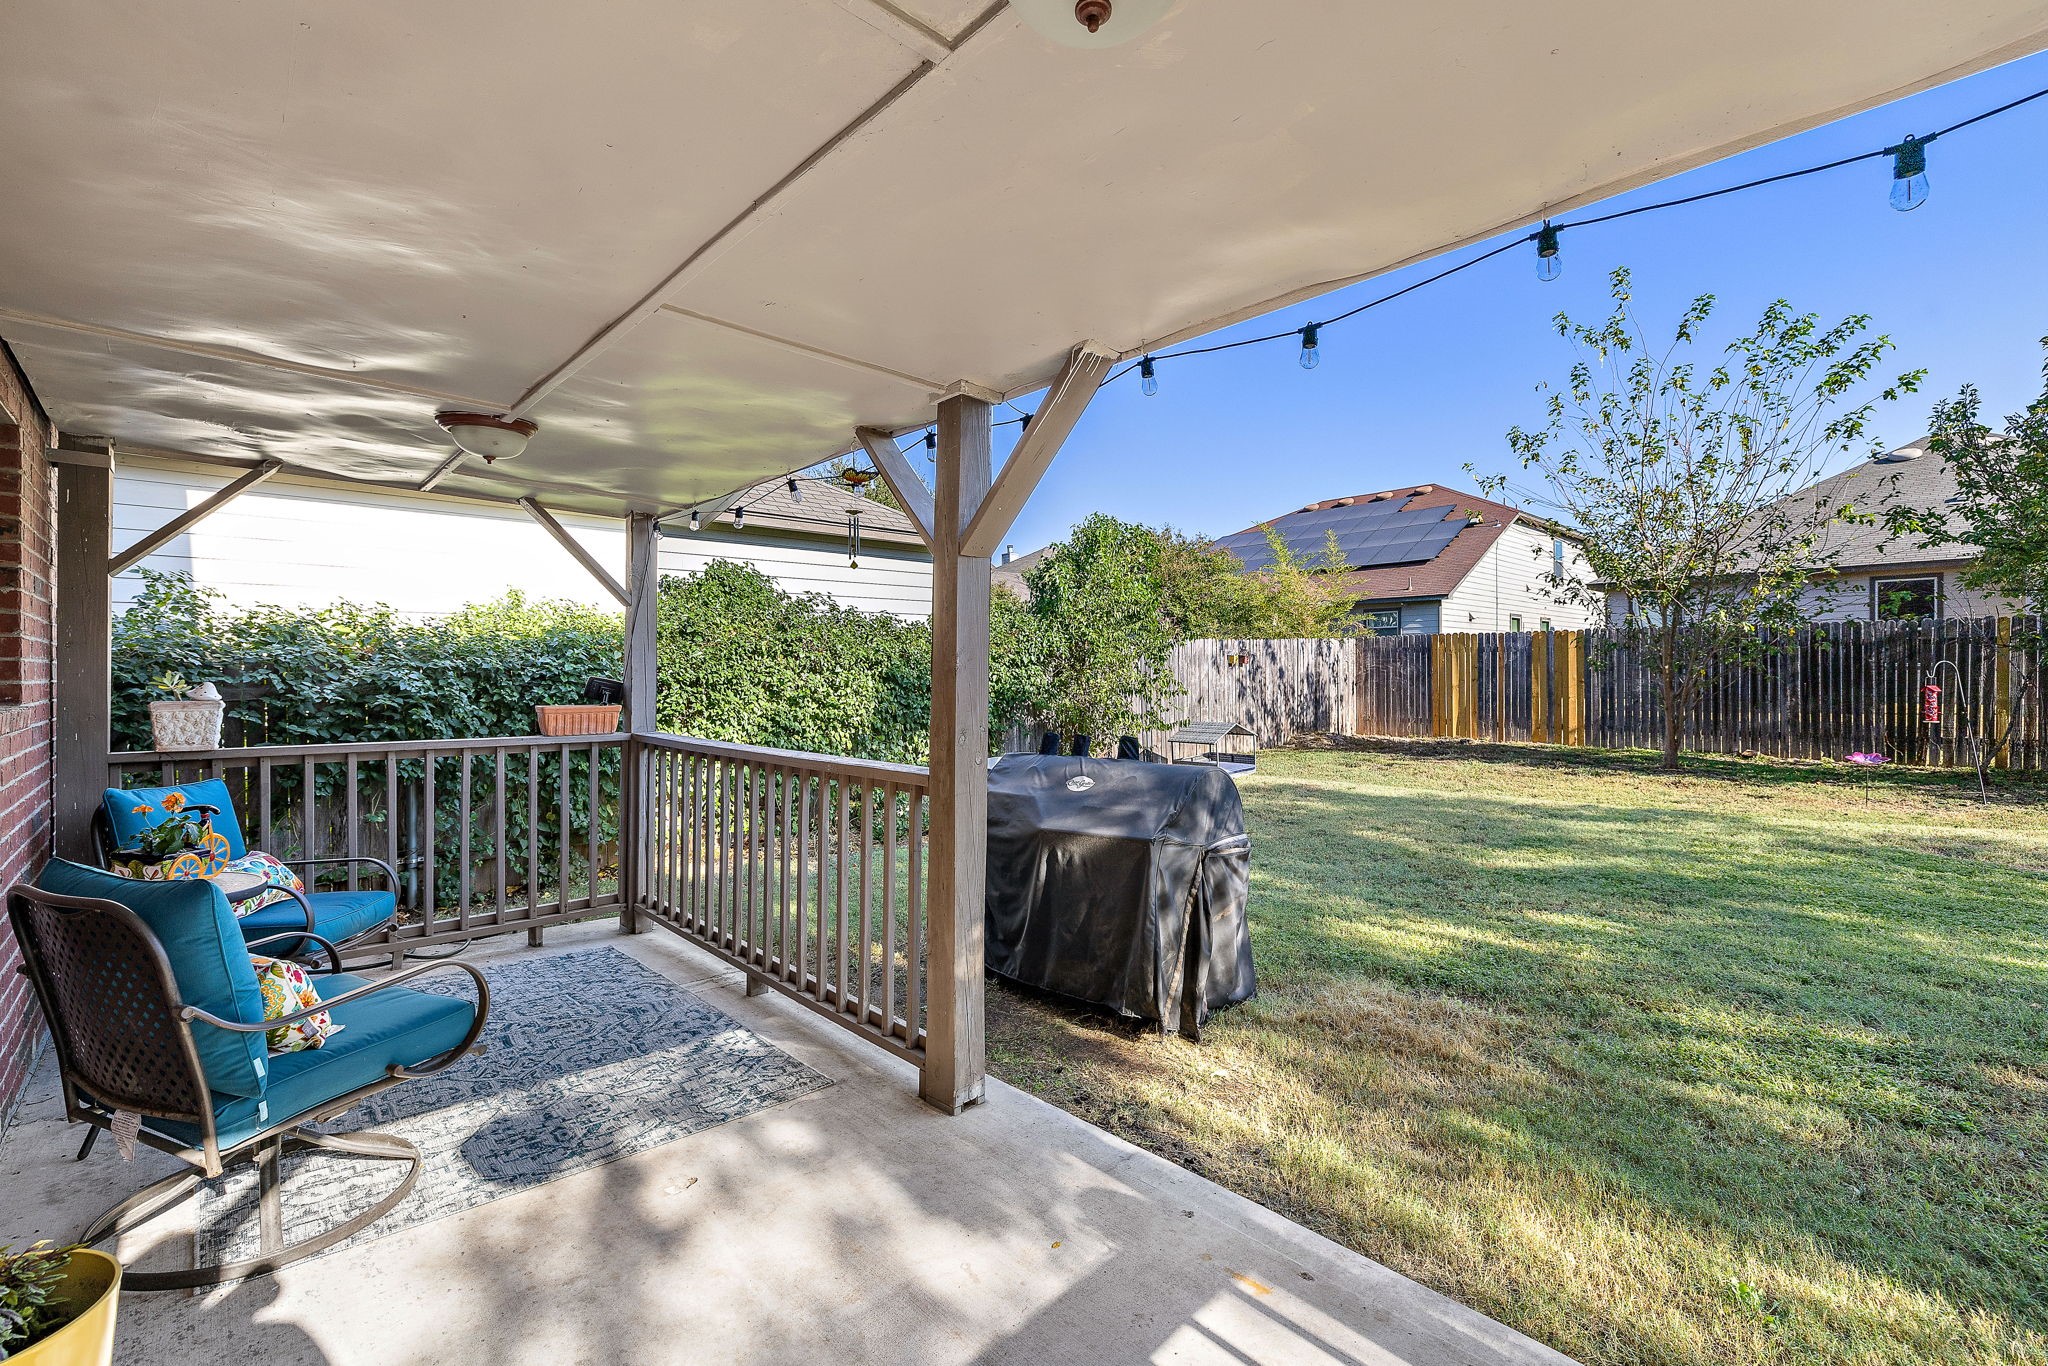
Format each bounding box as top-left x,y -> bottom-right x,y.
0,346 -> 57,1119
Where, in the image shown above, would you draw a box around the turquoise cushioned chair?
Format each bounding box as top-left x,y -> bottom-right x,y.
11,860 -> 488,1290
97,778 -> 399,958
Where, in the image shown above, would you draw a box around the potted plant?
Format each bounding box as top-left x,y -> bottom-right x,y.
146,672 -> 224,752
0,1242 -> 120,1365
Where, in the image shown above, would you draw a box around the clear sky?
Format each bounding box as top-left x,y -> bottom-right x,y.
986,50 -> 2048,559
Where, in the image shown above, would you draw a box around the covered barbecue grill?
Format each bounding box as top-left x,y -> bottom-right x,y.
985,753 -> 1254,1036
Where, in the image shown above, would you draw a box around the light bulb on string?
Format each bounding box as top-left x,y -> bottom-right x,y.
787,478 -> 803,505
687,510 -> 700,532
732,506 -> 746,530
1889,134 -> 1929,212
924,430 -> 937,461
1140,356 -> 1159,397
1535,222 -> 1562,282
1298,322 -> 1321,370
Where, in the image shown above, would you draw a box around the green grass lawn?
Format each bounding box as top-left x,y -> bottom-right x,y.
985,743 -> 2048,1366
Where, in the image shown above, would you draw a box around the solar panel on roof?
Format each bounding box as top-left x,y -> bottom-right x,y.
1212,493 -> 1471,572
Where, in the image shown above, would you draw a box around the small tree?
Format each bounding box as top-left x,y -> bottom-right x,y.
1480,268 -> 1923,770
1882,345 -> 2048,791
1025,514 -> 1180,740
1157,527 -> 1356,640
1887,341 -> 2048,616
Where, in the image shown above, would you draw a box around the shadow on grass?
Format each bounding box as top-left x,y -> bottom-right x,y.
991,754 -> 2048,1351
1294,734 -> 2048,807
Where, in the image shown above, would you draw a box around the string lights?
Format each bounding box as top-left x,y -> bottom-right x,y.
1534,222 -> 1562,282
1089,83 -> 2048,391
694,83 -> 2041,530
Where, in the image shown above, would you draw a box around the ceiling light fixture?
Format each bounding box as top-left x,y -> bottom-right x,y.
434,411 -> 537,464
1013,0 -> 1171,48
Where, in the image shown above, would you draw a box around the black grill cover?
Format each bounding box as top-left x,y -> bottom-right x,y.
985,755 -> 1254,1035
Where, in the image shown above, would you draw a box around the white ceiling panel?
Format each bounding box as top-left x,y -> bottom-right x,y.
0,0 -> 918,404
2,0 -> 2044,518
431,307 -> 942,517
674,0 -> 2048,394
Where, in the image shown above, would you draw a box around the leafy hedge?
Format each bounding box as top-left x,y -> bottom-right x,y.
112,571 -> 625,751
114,563 -> 1041,762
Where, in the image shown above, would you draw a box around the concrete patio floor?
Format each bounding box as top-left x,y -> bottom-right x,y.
0,921 -> 1573,1366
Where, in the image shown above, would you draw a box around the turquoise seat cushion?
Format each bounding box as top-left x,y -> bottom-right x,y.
238,889 -> 396,951
34,858 -> 270,1099
101,779 -> 248,859
143,972 -> 476,1150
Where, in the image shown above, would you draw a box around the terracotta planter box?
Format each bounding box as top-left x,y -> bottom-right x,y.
535,704 -> 621,737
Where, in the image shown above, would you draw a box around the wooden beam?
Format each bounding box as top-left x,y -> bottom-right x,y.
624,513 -> 660,733
960,342 -> 1114,558
920,391 -> 991,1115
855,427 -> 936,545
54,459 -> 112,862
518,497 -> 628,605
620,512 -> 661,933
108,458 -> 283,576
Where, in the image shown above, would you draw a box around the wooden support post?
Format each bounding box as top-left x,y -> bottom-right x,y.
855,428 -> 936,546
921,391 -> 993,1114
624,513 -> 660,733
53,448 -> 113,864
108,458 -> 283,576
518,497 -> 629,605
961,343 -> 1114,559
620,512 -> 660,932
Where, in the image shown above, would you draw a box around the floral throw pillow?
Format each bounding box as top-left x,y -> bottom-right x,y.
249,955 -> 344,1053
222,851 -> 307,916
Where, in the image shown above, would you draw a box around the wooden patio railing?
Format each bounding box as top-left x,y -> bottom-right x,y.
628,733 -> 930,1067
107,734 -> 627,960
107,730 -> 936,1070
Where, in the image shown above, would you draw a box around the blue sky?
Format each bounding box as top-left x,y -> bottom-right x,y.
989,51 -> 2048,557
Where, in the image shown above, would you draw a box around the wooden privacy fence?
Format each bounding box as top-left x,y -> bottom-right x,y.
1162,617 -> 2046,770
630,733 -> 932,1067
1142,638 -> 1360,752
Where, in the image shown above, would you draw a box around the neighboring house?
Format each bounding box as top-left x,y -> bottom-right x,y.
1211,484 -> 1598,634
1601,440 -> 2017,625
991,544 -> 1049,600
112,455 -> 934,620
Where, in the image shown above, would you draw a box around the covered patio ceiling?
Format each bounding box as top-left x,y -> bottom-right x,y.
3,1 -> 2046,519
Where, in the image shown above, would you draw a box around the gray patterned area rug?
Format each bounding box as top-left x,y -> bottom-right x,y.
193,945 -> 834,1269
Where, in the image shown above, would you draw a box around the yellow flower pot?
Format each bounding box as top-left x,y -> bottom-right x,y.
12,1249 -> 120,1366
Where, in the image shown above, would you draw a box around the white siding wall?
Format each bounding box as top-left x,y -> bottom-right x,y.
1609,568 -> 2017,625
1439,523 -> 1599,632
1799,568 -> 2017,622
111,457 -> 933,620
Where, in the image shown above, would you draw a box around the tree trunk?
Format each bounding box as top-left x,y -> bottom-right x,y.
1659,625 -> 1682,771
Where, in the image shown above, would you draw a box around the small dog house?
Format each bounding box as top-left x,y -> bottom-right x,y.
1165,720 -> 1256,773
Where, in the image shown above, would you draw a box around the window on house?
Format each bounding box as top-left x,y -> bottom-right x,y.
1358,607 -> 1401,635
1540,618 -> 1552,632
1552,538 -> 1566,579
1873,575 -> 1940,621
1508,615 -> 1522,633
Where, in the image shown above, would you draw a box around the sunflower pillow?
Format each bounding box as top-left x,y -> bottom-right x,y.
249,955 -> 344,1053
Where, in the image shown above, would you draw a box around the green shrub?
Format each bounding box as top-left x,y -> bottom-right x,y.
112,571 -> 623,750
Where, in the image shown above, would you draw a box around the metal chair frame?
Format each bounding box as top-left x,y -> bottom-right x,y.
7,883 -> 488,1290
90,804 -> 402,961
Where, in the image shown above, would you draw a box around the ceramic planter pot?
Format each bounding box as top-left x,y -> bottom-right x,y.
148,698 -> 224,752
12,1249 -> 120,1366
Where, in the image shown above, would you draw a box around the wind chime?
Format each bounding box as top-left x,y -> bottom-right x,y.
838,466 -> 875,568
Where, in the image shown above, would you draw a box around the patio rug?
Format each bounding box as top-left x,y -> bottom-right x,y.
191,945 -> 834,1270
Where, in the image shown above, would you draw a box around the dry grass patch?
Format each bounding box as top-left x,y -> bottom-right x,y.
986,745 -> 2048,1366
